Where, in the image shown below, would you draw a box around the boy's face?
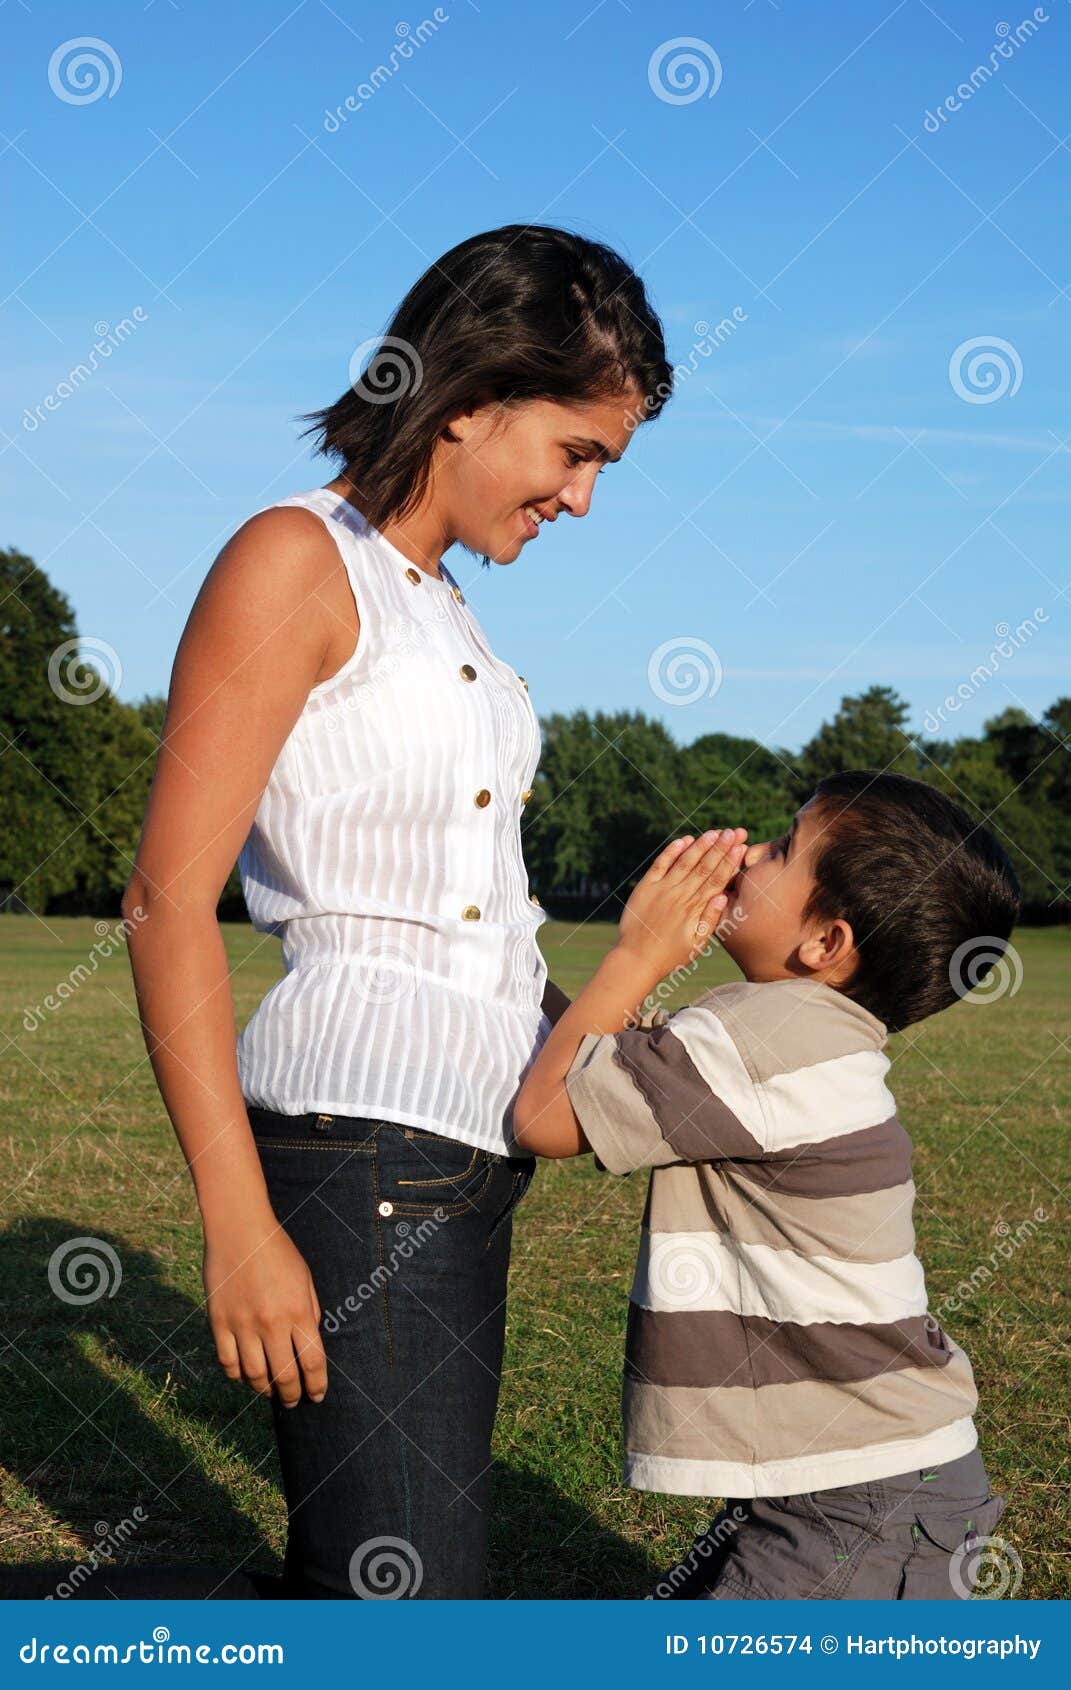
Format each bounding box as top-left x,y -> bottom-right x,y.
716,797 -> 855,985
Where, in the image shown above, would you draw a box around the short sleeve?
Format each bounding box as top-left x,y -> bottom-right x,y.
564,1003 -> 771,1175
565,1027 -> 687,1175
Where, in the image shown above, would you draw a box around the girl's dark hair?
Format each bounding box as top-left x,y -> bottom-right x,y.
297,223 -> 672,531
801,770 -> 1021,1034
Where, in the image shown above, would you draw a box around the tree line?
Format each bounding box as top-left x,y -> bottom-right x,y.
3,545 -> 1067,923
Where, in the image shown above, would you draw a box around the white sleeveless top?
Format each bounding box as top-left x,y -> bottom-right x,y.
235,486 -> 552,1155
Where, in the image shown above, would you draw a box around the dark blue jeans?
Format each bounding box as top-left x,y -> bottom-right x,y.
246,1104 -> 536,1599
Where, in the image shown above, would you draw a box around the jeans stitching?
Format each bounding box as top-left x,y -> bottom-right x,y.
250,1139 -> 376,1152
396,1143 -> 487,1188
369,1125 -> 396,1365
484,1164 -> 534,1252
385,1162 -> 496,1217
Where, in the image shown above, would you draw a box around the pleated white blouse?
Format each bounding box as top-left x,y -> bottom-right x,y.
235,486 -> 551,1155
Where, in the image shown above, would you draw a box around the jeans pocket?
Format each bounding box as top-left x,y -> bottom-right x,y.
375,1126 -> 496,1217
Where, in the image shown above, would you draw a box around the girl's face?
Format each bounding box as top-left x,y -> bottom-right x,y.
442,391 -> 645,563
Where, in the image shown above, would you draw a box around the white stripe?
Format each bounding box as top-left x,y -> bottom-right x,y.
631,1228 -> 928,1325
669,1007 -> 770,1143
671,1006 -> 896,1151
625,1416 -> 979,1499
759,1049 -> 897,1151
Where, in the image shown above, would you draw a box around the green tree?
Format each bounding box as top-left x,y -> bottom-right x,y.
795,685 -> 921,791
0,548 -> 95,910
525,710 -> 683,901
676,730 -> 799,840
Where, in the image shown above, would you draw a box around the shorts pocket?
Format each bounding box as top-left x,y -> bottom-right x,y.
901,1494 -> 1007,1599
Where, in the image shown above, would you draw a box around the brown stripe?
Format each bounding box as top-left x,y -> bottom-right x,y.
724,1116 -> 913,1198
615,1025 -> 765,1161
625,1306 -> 955,1390
643,1165 -> 917,1264
565,1031 -> 682,1175
625,1349 -> 977,1465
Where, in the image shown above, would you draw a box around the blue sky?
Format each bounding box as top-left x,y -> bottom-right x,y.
6,0 -> 1069,753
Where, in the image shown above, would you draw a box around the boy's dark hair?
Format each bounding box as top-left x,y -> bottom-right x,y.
297,223 -> 672,534
801,770 -> 1021,1034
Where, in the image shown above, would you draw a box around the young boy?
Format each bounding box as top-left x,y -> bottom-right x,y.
513,770 -> 1020,1600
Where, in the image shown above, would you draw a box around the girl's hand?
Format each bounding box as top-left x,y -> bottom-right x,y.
203,1211 -> 328,1408
617,828 -> 747,981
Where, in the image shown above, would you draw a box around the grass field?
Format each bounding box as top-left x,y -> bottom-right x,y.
1,916 -> 1068,1597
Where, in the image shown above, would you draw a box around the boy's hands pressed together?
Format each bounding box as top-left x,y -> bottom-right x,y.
512,827 -> 748,1160
617,827 -> 748,981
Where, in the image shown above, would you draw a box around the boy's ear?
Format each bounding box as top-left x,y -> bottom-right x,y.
798,916 -> 856,980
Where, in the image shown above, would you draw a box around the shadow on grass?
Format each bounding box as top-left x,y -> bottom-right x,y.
488,1467 -> 664,1599
0,1219 -> 660,1600
0,1217 -> 286,1599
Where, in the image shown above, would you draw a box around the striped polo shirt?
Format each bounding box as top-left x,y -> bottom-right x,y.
564,977 -> 979,1499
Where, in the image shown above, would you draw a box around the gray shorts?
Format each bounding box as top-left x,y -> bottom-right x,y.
649,1445 -> 1007,1600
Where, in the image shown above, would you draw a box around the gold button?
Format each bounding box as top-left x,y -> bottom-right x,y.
460,664 -> 477,682
530,894 -> 541,907
452,584 -> 464,603
521,788 -> 533,805
378,1200 -> 394,1217
462,904 -> 481,921
474,789 -> 491,808
519,675 -> 528,690
405,566 -> 422,585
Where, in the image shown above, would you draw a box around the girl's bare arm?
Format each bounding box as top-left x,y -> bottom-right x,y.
123,505 -> 354,1406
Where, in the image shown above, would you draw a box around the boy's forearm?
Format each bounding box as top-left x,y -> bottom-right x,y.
515,945 -> 660,1156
